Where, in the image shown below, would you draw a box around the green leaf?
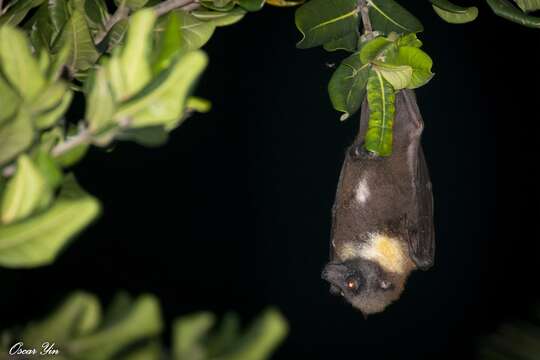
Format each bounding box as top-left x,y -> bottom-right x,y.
52,6 -> 99,72
119,341 -> 162,360
0,0 -> 45,26
267,0 -> 305,5
31,83 -> 67,115
368,0 -> 423,34
386,46 -> 433,89
85,0 -> 110,36
486,0 -> 540,28
153,12 -> 183,74
48,36 -> 72,80
295,0 -> 359,49
396,33 -> 422,48
200,0 -> 236,11
69,294 -> 162,360
514,0 -> 540,12
359,36 -> 393,63
372,61 -> 412,90
219,308 -> 288,360
0,25 -> 46,101
115,51 -> 208,130
25,4 -> 52,51
206,313 -> 241,357
323,32 -> 358,52
191,7 -> 246,26
430,0 -> 478,24
157,11 -> 216,52
48,0 -> 70,39
0,74 -> 20,125
328,52 -> 370,120
30,81 -> 73,129
55,126 -> 90,167
39,126 -> 63,152
102,292 -> 134,327
115,0 -> 149,10
34,150 -> 63,189
173,312 -> 216,360
86,66 -> 116,134
102,18 -> 129,53
237,0 -> 265,11
34,89 -> 73,129
117,126 -> 169,147
0,110 -> 34,167
187,97 -> 212,112
118,9 -> 155,98
1,154 -> 50,224
0,174 -> 100,268
22,292 -> 102,347
365,70 -> 395,156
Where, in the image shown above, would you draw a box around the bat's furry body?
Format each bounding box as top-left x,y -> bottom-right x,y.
322,89 -> 435,315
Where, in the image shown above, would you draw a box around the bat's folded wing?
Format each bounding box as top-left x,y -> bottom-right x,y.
409,147 -> 436,270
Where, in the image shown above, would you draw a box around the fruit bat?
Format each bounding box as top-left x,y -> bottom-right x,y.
321,89 -> 435,315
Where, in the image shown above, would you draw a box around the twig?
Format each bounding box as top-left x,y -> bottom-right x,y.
2,164 -> 15,177
358,0 -> 373,36
94,3 -> 130,45
1,128 -> 91,178
51,128 -> 93,158
153,0 -> 198,17
181,2 -> 200,12
94,0 -> 200,46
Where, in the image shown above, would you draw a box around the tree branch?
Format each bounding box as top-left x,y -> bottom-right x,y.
152,0 -> 198,17
94,3 -> 130,45
358,0 -> 373,36
51,128 -> 93,158
94,0 -> 200,46
180,2 -> 200,12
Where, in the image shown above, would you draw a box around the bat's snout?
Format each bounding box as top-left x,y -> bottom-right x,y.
321,263 -> 348,290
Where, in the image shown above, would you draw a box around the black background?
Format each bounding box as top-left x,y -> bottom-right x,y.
1,2 -> 538,359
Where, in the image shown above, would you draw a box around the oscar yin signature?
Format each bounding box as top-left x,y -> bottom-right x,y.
9,342 -> 59,356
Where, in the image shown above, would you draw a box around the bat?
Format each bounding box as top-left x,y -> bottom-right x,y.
321,89 -> 435,315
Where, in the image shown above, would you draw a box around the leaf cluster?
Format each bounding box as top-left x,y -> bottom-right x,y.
0,0 -> 254,269
295,0 -> 431,156
431,0 -> 540,28
0,292 -> 288,360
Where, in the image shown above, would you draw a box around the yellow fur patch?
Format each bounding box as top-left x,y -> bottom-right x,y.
361,233 -> 409,274
337,233 -> 410,274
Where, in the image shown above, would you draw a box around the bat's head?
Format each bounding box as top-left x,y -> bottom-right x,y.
321,258 -> 407,315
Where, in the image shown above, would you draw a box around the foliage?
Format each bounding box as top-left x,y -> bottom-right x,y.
478,303 -> 540,359
295,0 -> 538,156
0,0 -> 283,269
487,0 -> 540,28
430,0 -> 478,24
430,0 -> 540,27
0,292 -> 288,360
296,0 -> 431,156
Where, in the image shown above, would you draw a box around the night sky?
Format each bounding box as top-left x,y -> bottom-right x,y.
1,2 -> 538,359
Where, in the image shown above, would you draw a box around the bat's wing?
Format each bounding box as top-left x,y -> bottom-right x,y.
401,90 -> 436,270
409,146 -> 435,269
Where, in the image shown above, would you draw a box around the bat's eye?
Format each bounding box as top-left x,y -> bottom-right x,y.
345,277 -> 359,290
380,280 -> 392,290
